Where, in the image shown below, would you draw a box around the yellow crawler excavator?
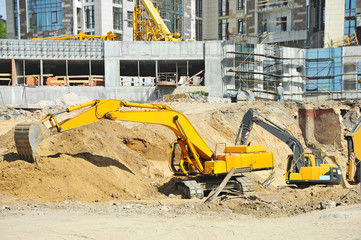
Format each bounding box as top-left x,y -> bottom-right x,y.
236,109 -> 341,187
14,100 -> 275,198
345,117 -> 361,184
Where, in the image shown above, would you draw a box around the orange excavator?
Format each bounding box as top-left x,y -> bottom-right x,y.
14,99 -> 275,198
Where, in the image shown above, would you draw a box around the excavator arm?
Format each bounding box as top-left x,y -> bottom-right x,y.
235,108 -> 305,167
15,99 -> 213,173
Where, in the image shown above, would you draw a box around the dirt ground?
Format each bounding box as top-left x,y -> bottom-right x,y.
1,100 -> 361,239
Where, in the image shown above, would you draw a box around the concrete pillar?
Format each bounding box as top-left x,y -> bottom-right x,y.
155,60 -> 158,82
104,41 -> 120,87
204,41 -> 223,97
66,60 -> 69,86
40,59 -> 43,86
11,59 -> 16,86
138,60 -> 140,78
22,60 -> 25,85
298,109 -> 315,146
89,60 -> 92,86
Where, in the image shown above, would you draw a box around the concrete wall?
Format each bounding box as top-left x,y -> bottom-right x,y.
118,41 -> 204,60
104,41 -> 120,87
122,0 -> 134,41
95,1 -> 113,36
324,0 -> 345,47
0,86 -> 158,106
203,1 -> 218,40
204,41 -> 223,97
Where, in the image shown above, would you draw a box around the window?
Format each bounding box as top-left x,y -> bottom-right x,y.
196,0 -> 203,18
113,7 -> 122,30
218,0 -> 229,16
237,19 -> 244,34
196,19 -> 203,40
218,20 -> 222,39
218,0 -> 222,16
127,11 -> 133,28
238,0 -> 244,10
113,0 -> 121,4
28,0 -> 63,32
85,5 -> 95,29
345,0 -> 356,35
276,17 -> 287,31
51,11 -> 57,24
218,19 -> 228,40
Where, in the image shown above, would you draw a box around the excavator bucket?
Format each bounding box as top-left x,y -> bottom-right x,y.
14,122 -> 49,163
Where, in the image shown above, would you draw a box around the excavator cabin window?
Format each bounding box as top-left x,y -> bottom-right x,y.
315,157 -> 323,167
304,156 -> 311,166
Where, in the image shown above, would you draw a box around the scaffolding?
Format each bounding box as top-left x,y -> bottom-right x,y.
226,42 -> 361,101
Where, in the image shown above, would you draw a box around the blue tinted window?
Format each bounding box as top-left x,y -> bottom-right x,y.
28,0 -> 63,31
85,5 -> 95,29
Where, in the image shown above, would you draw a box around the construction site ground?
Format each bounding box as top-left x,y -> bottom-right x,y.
1,98 -> 361,239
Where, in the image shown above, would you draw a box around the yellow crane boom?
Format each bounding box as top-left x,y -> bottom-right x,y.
32,31 -> 119,41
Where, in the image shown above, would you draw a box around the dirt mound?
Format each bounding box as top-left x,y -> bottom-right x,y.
0,121 -> 175,202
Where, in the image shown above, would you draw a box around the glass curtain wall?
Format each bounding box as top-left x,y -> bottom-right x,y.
28,0 -> 63,32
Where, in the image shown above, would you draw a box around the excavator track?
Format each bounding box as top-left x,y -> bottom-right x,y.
14,122 -> 48,163
177,180 -> 204,199
235,175 -> 255,193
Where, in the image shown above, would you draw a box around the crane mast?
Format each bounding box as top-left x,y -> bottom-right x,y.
133,0 -> 181,41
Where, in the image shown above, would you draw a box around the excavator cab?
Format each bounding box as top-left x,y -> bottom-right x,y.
169,140 -> 193,175
286,153 -> 341,186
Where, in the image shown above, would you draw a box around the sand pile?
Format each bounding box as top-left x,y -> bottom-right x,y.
0,120 -> 176,202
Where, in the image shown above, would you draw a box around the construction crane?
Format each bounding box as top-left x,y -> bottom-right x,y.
14,99 -> 275,198
32,31 -> 119,41
235,109 -> 341,186
133,0 -> 181,41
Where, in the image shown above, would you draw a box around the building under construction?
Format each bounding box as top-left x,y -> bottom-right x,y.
1,39 -> 361,105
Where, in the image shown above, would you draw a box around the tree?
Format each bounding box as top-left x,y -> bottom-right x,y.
0,21 -> 7,39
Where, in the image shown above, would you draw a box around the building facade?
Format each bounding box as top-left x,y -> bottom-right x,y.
5,0 -> 134,40
197,0 -> 361,49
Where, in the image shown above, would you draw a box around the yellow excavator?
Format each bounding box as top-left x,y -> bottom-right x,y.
345,117 -> 361,184
235,109 -> 341,187
14,99 -> 274,198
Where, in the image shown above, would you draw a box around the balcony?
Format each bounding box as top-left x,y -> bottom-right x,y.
257,0 -> 294,12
